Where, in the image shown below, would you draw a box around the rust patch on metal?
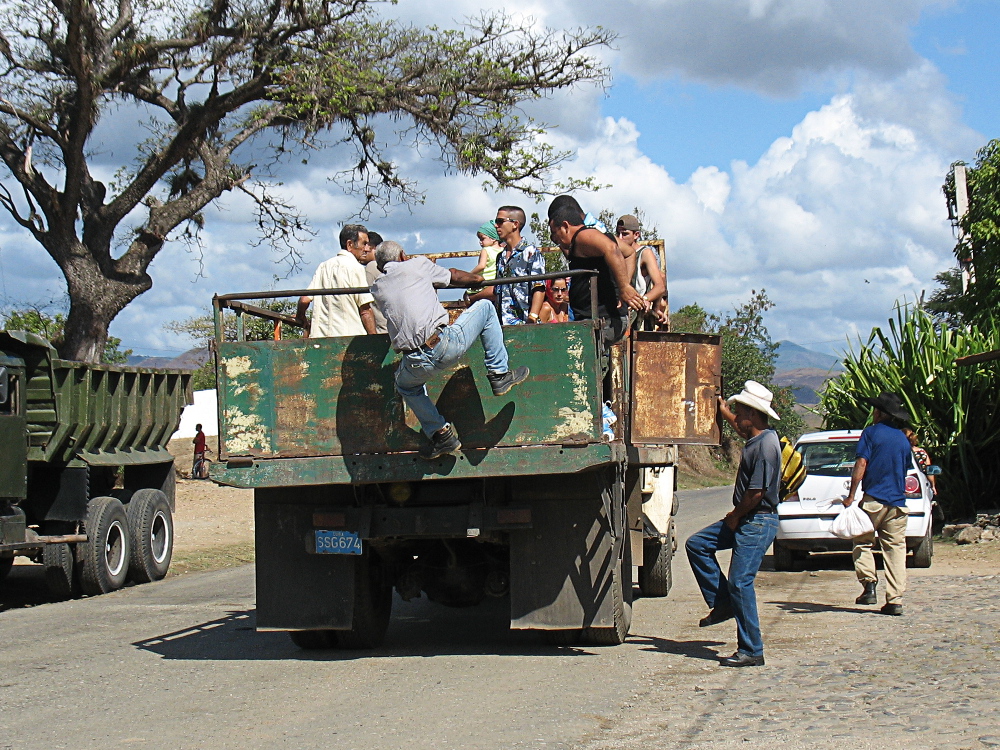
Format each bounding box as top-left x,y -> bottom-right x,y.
631,332 -> 722,445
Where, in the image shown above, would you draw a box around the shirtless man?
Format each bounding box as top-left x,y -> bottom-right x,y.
547,195 -> 646,350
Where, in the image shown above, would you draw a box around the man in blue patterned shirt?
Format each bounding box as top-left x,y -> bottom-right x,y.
493,205 -> 546,325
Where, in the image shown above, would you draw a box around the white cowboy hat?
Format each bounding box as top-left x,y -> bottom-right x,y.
728,380 -> 781,421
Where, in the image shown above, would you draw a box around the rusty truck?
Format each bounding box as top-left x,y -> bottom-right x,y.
0,331 -> 192,598
210,265 -> 721,648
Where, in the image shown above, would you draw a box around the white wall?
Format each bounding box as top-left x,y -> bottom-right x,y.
171,389 -> 218,440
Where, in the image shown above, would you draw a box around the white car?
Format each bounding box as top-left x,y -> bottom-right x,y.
774,430 -> 936,570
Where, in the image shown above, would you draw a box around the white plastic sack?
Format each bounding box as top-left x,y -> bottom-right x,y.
831,502 -> 875,540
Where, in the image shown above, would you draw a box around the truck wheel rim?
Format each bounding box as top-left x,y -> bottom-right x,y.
150,510 -> 170,564
106,520 -> 126,577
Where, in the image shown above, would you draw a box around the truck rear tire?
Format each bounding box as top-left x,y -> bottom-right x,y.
337,549 -> 392,649
127,489 -> 173,583
584,537 -> 633,646
43,542 -> 76,600
638,529 -> 674,598
772,540 -> 796,571
79,496 -> 130,596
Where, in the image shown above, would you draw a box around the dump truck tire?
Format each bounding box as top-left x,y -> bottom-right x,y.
79,496 -> 130,596
638,530 -> 674,598
290,630 -> 337,650
772,540 -> 796,572
337,550 -> 392,649
43,542 -> 76,600
584,536 -> 633,646
127,489 -> 173,583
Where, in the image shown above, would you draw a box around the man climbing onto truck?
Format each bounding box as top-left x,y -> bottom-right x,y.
370,241 -> 530,460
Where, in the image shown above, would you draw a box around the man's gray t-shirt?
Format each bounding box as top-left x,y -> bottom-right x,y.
732,429 -> 782,512
370,257 -> 451,351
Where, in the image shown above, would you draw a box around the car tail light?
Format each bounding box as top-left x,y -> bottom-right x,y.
905,474 -> 920,497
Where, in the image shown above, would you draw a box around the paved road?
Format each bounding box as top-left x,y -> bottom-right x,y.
2,487 -> 998,749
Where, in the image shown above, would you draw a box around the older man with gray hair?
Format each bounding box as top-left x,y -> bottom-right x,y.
371,242 -> 530,459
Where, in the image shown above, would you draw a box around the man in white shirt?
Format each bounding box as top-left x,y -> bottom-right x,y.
296,224 -> 377,337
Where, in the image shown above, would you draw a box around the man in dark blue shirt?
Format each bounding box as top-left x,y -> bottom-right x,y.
844,392 -> 913,616
686,381 -> 782,668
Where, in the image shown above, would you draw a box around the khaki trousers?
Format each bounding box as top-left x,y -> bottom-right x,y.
853,495 -> 908,604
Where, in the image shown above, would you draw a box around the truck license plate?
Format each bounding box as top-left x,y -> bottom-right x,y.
314,530 -> 363,555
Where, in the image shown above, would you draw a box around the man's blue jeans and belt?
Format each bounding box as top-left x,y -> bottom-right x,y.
686,511 -> 779,658
395,299 -> 508,437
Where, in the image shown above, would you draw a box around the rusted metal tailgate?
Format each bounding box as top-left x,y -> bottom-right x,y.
629,331 -> 722,445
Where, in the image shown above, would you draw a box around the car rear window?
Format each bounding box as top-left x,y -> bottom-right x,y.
798,440 -> 858,477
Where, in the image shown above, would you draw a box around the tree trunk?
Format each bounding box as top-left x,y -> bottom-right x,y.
57,247 -> 152,363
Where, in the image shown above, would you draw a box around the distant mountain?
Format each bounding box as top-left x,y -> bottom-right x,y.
773,367 -> 839,405
127,347 -> 209,370
774,340 -> 842,374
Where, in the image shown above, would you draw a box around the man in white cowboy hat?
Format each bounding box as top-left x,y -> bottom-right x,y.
843,391 -> 913,616
686,380 -> 782,667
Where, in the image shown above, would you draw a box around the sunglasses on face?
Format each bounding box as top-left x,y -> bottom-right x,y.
494,218 -> 514,226
552,286 -> 568,293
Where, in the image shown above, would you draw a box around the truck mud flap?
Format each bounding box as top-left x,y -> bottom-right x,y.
508,470 -> 625,630
254,493 -> 356,631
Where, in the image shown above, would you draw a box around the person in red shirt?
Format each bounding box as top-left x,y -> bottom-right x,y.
193,424 -> 209,479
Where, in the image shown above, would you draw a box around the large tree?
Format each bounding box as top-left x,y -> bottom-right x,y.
0,0 -> 613,361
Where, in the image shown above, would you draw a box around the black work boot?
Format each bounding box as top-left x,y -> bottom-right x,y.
855,581 -> 878,605
488,366 -> 530,396
419,423 -> 461,460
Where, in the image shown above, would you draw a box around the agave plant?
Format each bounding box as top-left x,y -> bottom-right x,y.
820,303 -> 1000,518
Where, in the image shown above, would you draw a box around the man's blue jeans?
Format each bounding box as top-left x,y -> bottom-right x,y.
685,511 -> 779,658
395,299 -> 509,437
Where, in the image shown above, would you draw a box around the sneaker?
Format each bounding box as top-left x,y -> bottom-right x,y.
488,366 -> 530,396
419,423 -> 461,460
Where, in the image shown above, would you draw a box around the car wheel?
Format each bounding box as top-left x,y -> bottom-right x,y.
772,540 -> 797,571
909,525 -> 933,568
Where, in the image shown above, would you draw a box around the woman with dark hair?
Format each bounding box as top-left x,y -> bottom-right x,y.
540,278 -> 572,323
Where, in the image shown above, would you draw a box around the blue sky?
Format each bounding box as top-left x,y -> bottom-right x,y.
0,0 -> 996,359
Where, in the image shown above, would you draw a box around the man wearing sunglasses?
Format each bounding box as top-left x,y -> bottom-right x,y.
492,206 -> 546,325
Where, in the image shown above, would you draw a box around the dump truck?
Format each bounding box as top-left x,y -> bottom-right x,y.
210,268 -> 721,648
0,331 -> 192,598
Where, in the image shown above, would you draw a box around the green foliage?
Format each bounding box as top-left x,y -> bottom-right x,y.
937,139 -> 1000,327
925,266 -> 965,328
2,306 -> 132,364
820,304 -> 1000,518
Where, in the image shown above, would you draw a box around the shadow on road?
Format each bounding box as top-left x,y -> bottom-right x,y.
133,595 -> 601,661
628,633 -> 726,661
768,600 -> 876,616
0,564 -> 60,611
